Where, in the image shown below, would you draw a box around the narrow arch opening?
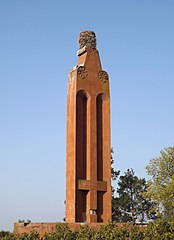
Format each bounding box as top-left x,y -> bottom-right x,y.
96,93 -> 103,181
76,90 -> 87,180
76,90 -> 88,222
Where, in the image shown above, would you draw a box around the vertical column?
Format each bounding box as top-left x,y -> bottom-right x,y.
102,97 -> 112,222
66,71 -> 76,222
86,95 -> 97,223
86,95 -> 91,223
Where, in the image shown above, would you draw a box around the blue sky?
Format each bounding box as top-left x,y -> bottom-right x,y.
0,1 -> 174,231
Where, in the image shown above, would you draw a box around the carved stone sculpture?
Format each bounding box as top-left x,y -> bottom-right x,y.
98,71 -> 109,83
77,66 -> 88,79
78,30 -> 96,49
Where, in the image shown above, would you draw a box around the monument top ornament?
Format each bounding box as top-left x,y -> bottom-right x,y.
78,30 -> 96,49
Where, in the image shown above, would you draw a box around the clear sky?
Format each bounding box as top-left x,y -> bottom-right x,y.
0,0 -> 174,231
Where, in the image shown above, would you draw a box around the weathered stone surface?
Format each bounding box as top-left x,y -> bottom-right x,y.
14,222 -> 105,237
14,223 -> 57,238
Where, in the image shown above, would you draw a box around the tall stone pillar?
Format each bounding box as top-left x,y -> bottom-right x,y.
66,31 -> 111,223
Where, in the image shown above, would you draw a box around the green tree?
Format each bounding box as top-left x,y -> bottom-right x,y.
111,147 -> 120,181
110,147 -> 120,220
145,146 -> 174,220
112,168 -> 154,223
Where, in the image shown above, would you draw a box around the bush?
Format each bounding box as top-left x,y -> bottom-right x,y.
128,225 -> 144,240
75,225 -> 94,240
1,220 -> 174,239
93,222 -> 119,239
18,232 -> 40,240
93,223 -> 144,240
0,231 -> 15,240
144,219 -> 174,240
44,223 -> 73,240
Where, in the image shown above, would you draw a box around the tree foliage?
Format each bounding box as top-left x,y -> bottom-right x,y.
112,168 -> 155,223
145,146 -> 174,220
111,148 -> 120,181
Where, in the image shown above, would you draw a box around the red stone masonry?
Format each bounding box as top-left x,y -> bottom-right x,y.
66,31 -> 112,223
14,222 -> 104,237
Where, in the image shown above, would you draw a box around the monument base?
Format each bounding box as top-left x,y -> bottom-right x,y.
14,222 -> 103,237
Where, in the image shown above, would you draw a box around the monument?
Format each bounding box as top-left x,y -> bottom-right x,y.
14,31 -> 112,236
66,31 -> 111,223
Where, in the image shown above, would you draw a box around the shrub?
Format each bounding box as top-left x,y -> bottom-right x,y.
2,220 -> 174,239
44,223 -> 73,240
0,231 -> 15,240
128,225 -> 144,240
92,222 -> 129,240
144,219 -> 174,240
18,231 -> 40,240
74,225 -> 94,240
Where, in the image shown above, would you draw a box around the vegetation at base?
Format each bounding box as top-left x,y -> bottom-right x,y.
112,168 -> 156,223
145,146 -> 174,220
1,220 -> 174,239
44,223 -> 73,240
110,147 -> 120,181
111,148 -> 156,223
111,146 -> 174,224
1,146 -> 174,239
0,231 -> 39,240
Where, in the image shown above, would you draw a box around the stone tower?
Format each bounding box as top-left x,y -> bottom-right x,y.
66,31 -> 111,223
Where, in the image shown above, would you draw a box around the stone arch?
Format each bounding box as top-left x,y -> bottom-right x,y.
76,90 -> 89,180
75,89 -> 89,222
96,93 -> 104,182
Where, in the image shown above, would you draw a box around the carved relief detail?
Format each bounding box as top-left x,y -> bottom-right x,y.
77,66 -> 88,79
98,71 -> 109,83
